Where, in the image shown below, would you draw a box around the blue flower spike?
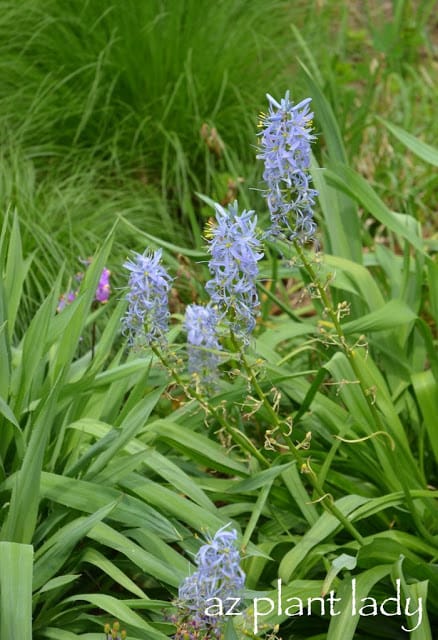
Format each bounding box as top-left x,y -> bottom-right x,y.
257,91 -> 318,241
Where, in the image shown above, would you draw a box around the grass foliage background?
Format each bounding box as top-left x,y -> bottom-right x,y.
0,1 -> 437,639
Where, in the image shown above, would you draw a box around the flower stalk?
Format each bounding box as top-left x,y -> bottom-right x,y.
233,336 -> 365,546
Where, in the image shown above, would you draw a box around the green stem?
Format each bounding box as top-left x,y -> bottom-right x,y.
151,345 -> 270,469
293,241 -> 386,434
233,336 -> 365,545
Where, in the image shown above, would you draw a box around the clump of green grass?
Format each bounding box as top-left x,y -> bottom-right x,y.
0,0 -> 306,294
0,0 -> 296,185
0,145 -> 182,328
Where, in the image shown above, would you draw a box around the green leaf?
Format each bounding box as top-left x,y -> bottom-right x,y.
67,418 -> 216,512
393,557 -> 433,639
38,628 -> 84,639
0,395 -> 23,458
122,526 -> 194,578
139,449 -> 216,512
280,464 -> 319,526
0,315 -> 11,400
411,370 -> 438,464
312,161 -> 357,261
325,350 -> 419,488
291,24 -> 323,85
427,261 -> 438,323
358,530 -> 438,563
85,386 -> 164,479
342,299 -> 416,335
64,359 -> 152,395
228,463 -> 293,493
3,213 -> 32,341
38,472 -> 180,541
86,521 -> 185,586
241,481 -> 274,549
297,61 -> 362,262
380,119 -> 438,167
0,395 -> 19,427
255,319 -> 315,351
324,166 -> 425,254
81,548 -> 147,599
62,593 -> 168,639
351,489 -> 438,520
402,581 -> 432,639
33,501 -> 118,590
0,542 -> 33,640
120,215 -> 207,259
2,377 -> 62,543
11,283 -> 60,414
148,420 -> 248,476
223,617 -> 239,640
51,231 -> 114,380
322,554 -> 357,596
323,254 -> 385,311
298,60 -> 347,164
120,473 -> 224,533
279,495 -> 367,582
326,565 -> 392,639
39,574 -> 81,594
85,298 -> 127,376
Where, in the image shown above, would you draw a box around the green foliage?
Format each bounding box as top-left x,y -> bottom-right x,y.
1,0 -> 437,322
0,0 -> 288,162
3,128 -> 438,637
0,217 -> 204,636
0,0 -> 295,262
0,2 -> 437,639
0,542 -> 33,640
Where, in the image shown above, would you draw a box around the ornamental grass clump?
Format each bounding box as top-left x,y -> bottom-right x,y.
122,248 -> 172,347
257,91 -> 318,241
205,201 -> 264,344
175,526 -> 245,639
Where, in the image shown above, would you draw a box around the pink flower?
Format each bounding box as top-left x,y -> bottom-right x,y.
95,267 -> 111,303
57,264 -> 111,312
56,290 -> 77,313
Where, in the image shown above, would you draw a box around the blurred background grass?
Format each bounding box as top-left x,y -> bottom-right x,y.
0,0 -> 436,299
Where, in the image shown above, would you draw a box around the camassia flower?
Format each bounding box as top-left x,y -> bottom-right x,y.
176,526 -> 245,637
257,91 -> 318,241
185,304 -> 222,389
205,201 -> 263,343
121,248 -> 172,347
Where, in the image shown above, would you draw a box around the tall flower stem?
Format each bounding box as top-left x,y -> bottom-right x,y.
292,242 -> 436,544
150,345 -> 270,469
232,337 -> 365,546
293,241 -> 386,434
